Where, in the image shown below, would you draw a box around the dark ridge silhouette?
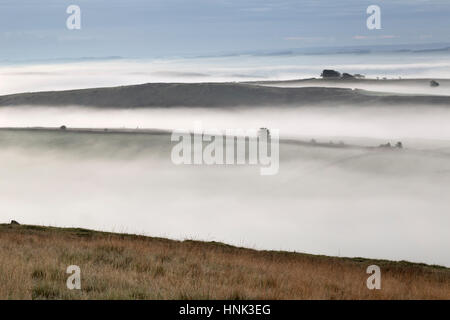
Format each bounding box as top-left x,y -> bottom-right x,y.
1,82 -> 450,108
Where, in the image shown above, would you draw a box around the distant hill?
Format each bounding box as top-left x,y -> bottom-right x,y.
1,82 -> 450,108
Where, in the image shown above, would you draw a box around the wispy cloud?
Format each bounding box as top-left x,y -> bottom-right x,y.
353,35 -> 399,40
284,36 -> 332,41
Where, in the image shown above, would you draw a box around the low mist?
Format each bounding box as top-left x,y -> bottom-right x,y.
1,120 -> 449,267
2,105 -> 450,144
267,80 -> 450,96
2,52 -> 450,95
2,53 -> 450,267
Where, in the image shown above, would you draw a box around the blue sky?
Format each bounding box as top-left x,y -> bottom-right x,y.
1,0 -> 450,61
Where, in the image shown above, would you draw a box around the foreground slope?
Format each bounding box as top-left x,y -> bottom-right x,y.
0,223 -> 448,299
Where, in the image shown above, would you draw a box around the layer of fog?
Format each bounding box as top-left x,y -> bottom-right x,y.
2,50 -> 450,267
3,105 -> 450,146
1,130 -> 449,266
264,80 -> 450,96
2,52 -> 450,95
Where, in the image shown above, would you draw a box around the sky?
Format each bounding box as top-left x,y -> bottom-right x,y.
0,0 -> 450,61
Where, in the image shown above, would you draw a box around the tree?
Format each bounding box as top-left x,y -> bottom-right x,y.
321,69 -> 341,79
430,80 -> 440,87
342,73 -> 355,79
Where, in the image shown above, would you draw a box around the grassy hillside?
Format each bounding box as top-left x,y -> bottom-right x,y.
0,223 -> 448,300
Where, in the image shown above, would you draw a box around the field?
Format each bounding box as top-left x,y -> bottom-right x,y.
0,223 -> 448,300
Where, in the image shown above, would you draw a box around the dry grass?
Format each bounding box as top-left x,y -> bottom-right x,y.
0,223 -> 448,300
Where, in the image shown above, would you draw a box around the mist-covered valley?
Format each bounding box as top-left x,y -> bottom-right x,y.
1,52 -> 450,267
3,0 -> 450,301
1,102 -> 450,266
